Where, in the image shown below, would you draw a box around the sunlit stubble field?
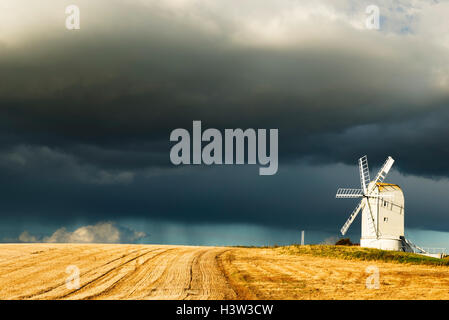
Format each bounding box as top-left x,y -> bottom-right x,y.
1,244 -> 449,299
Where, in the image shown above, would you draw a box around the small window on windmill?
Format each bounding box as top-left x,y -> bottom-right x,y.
383,200 -> 387,207
384,217 -> 388,222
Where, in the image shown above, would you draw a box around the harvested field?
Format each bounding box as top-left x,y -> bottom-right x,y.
0,244 -> 448,299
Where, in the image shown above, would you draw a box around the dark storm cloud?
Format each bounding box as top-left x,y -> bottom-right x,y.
286,108 -> 449,178
1,0 -> 448,175
1,0 -> 449,234
0,161 -> 357,231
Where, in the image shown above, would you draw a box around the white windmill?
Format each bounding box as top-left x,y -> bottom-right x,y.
336,155 -> 406,251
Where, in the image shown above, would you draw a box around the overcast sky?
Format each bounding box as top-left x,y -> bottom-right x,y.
1,0 -> 449,247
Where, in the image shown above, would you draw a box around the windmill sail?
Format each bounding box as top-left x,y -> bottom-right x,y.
358,155 -> 370,194
364,197 -> 378,237
336,188 -> 364,198
340,200 -> 364,236
370,156 -> 394,188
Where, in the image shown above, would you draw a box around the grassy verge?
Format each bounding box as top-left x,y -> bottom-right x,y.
278,245 -> 449,266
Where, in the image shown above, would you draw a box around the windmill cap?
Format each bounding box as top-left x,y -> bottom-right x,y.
376,182 -> 401,191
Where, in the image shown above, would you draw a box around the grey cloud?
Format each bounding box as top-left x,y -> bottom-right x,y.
18,231 -> 39,243
18,222 -> 147,243
0,145 -> 138,185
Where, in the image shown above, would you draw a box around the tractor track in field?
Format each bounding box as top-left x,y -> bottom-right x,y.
16,247 -> 147,300
60,248 -> 160,299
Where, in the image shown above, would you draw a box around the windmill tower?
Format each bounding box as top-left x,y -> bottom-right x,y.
336,155 -> 405,251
